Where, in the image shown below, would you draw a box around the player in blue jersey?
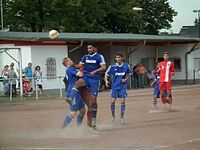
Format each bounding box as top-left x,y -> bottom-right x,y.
151,73 -> 160,110
61,57 -> 86,128
150,62 -> 167,112
104,53 -> 132,123
69,43 -> 106,128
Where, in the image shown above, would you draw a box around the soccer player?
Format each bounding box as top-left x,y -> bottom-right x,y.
104,53 -> 132,123
62,57 -> 86,128
151,62 -> 164,111
69,43 -> 106,128
156,52 -> 176,111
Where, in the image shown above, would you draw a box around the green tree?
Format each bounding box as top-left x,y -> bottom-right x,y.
2,0 -> 177,34
137,0 -> 177,34
97,0 -> 139,33
3,0 -> 53,32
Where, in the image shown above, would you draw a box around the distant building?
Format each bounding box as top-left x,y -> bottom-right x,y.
0,32 -> 200,92
179,26 -> 199,38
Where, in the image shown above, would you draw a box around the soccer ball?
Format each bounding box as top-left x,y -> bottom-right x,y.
49,30 -> 59,39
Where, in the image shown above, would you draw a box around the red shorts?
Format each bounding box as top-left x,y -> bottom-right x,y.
159,82 -> 172,91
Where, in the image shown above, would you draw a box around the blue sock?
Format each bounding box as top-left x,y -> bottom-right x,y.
110,103 -> 115,118
77,113 -> 84,126
69,88 -> 78,99
121,103 -> 125,119
62,114 -> 73,128
92,108 -> 97,118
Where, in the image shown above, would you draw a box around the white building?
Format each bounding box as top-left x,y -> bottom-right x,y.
0,33 -> 68,90
0,32 -> 200,92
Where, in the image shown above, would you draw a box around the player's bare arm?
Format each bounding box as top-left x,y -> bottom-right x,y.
89,64 -> 106,77
150,79 -> 157,86
76,71 -> 84,78
104,74 -> 109,87
74,63 -> 84,69
121,74 -> 130,83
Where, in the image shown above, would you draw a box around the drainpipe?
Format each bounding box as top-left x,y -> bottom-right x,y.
185,43 -> 200,84
68,40 -> 84,53
128,40 -> 146,56
127,40 -> 146,89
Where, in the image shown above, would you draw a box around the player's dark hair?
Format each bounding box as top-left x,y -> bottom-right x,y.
115,53 -> 123,58
35,66 -> 41,70
87,42 -> 97,48
164,52 -> 169,55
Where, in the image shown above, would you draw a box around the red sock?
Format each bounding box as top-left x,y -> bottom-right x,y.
161,95 -> 166,104
168,94 -> 172,104
87,110 -> 92,127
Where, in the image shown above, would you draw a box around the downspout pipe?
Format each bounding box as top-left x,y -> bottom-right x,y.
185,43 -> 200,84
68,40 -> 84,53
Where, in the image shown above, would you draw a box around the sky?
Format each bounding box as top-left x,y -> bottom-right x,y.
161,0 -> 200,33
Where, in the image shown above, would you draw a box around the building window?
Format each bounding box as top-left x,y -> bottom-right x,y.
46,57 -> 56,78
194,58 -> 200,71
171,57 -> 181,72
158,57 -> 181,72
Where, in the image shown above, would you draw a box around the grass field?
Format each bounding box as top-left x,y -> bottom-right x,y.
0,84 -> 200,150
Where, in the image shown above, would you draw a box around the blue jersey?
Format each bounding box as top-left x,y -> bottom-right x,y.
155,74 -> 160,87
80,53 -> 106,80
65,66 -> 80,97
25,67 -> 32,77
106,63 -> 132,90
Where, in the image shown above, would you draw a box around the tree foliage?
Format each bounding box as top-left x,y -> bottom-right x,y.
1,0 -> 177,34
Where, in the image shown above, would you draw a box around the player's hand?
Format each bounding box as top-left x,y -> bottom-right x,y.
171,72 -> 175,76
121,79 -> 127,83
105,81 -> 109,88
89,71 -> 96,77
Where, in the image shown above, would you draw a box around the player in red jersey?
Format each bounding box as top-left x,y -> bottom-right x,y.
156,52 -> 176,111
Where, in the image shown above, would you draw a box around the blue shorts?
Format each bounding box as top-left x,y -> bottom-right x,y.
69,92 -> 85,112
154,86 -> 160,98
154,85 -> 167,98
111,88 -> 127,99
83,76 -> 100,96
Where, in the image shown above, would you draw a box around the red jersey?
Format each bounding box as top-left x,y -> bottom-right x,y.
157,61 -> 176,83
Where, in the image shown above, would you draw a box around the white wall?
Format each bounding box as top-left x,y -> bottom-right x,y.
21,46 -> 32,69
188,44 -> 200,79
129,46 -> 155,66
31,46 -> 68,90
110,46 -> 128,64
0,44 -> 19,70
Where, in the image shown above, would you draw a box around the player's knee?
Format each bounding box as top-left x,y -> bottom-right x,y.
121,99 -> 125,104
74,79 -> 85,88
70,111 -> 77,118
80,107 -> 86,115
92,103 -> 98,109
111,99 -> 116,104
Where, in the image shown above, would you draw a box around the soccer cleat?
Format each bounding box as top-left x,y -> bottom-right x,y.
90,126 -> 103,133
120,118 -> 125,124
65,97 -> 73,105
111,117 -> 115,124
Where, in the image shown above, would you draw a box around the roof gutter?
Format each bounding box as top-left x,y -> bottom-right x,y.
185,42 -> 200,84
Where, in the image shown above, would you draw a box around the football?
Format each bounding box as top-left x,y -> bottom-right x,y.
49,30 -> 59,39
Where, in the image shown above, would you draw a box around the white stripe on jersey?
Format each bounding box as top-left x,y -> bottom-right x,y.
165,61 -> 171,82
105,65 -> 111,76
128,64 -> 133,75
100,54 -> 106,64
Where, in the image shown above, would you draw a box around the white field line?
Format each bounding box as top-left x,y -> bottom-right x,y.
157,138 -> 200,149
